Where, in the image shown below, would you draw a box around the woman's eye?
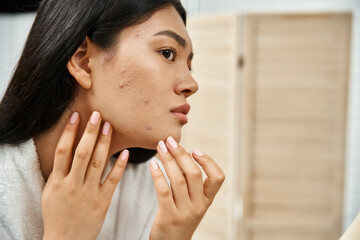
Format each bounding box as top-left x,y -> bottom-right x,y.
160,49 -> 175,61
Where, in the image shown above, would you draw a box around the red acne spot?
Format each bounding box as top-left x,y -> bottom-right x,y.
144,99 -> 150,104
119,81 -> 130,89
146,125 -> 152,131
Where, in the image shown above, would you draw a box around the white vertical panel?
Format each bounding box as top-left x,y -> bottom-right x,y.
343,8 -> 360,229
0,13 -> 34,99
0,15 -> 11,98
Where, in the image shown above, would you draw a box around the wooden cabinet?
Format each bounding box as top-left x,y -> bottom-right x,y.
181,13 -> 351,240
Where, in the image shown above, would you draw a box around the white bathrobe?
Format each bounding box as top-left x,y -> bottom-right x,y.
0,138 -> 159,240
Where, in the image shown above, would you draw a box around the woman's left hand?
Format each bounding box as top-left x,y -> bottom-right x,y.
149,136 -> 225,240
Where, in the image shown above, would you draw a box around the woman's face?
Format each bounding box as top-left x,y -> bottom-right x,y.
83,6 -> 198,151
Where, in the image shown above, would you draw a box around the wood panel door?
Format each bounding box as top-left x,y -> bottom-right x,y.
182,14 -> 243,240
183,12 -> 351,240
240,13 -> 351,240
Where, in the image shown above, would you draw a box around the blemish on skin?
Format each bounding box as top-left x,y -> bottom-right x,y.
119,81 -> 130,89
144,99 -> 150,104
146,125 -> 153,131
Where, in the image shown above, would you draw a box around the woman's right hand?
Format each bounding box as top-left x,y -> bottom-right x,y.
42,111 -> 129,240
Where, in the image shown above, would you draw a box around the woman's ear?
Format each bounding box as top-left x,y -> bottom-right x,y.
67,37 -> 93,89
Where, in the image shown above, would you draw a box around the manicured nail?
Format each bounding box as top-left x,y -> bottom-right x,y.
69,112 -> 79,124
151,159 -> 159,170
91,111 -> 100,125
193,149 -> 204,156
121,149 -> 129,161
158,140 -> 168,153
167,136 -> 177,149
102,122 -> 111,135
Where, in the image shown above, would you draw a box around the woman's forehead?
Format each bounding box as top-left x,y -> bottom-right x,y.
125,6 -> 190,42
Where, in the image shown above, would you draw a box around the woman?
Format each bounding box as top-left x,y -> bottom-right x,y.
0,0 -> 225,239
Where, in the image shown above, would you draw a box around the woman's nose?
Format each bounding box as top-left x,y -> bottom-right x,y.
174,71 -> 199,98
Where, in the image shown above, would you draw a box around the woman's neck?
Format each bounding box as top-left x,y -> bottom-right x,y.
34,109 -> 74,181
33,102 -> 128,182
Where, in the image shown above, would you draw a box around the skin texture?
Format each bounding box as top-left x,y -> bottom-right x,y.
38,5 -> 225,240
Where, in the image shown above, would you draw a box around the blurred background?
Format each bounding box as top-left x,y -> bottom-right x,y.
0,0 -> 359,239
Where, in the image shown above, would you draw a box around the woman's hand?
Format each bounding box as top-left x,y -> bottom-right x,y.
42,111 -> 129,240
149,136 -> 225,240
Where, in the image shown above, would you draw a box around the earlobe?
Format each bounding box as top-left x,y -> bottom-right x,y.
67,37 -> 92,89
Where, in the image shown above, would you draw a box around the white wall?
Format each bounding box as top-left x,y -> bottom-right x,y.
183,0 -> 360,232
0,13 -> 35,98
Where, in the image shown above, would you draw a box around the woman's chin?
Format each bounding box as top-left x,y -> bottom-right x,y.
149,131 -> 182,149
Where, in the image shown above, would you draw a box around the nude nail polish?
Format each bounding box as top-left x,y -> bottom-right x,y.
167,136 -> 177,149
121,149 -> 129,161
102,122 -> 111,135
193,149 -> 204,156
151,159 -> 159,170
158,140 -> 168,153
69,112 -> 79,124
91,111 -> 100,125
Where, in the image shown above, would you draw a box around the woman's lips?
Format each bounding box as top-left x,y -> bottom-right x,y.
170,104 -> 190,124
171,112 -> 188,124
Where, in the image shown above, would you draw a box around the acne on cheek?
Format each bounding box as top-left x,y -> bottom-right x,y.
118,81 -> 131,89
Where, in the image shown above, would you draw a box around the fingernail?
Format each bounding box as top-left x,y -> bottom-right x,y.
102,122 -> 111,135
193,149 -> 204,156
121,149 -> 129,161
158,140 -> 168,153
91,111 -> 100,125
69,112 -> 79,124
167,136 -> 177,149
151,159 -> 159,170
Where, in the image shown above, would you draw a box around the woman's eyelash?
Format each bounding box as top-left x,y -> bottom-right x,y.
159,47 -> 177,61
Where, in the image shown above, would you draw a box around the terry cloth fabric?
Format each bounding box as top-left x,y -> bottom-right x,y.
0,138 -> 160,240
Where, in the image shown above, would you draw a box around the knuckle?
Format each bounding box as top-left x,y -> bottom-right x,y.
55,145 -> 68,156
90,159 -> 102,169
194,206 -> 207,218
177,150 -> 190,159
75,149 -> 89,160
86,125 -> 99,135
189,169 -> 202,179
158,187 -> 171,198
170,213 -> 185,226
153,172 -> 164,181
97,135 -> 109,144
109,175 -> 120,185
66,184 -> 77,196
115,161 -> 125,169
173,177 -> 186,187
217,171 -> 226,183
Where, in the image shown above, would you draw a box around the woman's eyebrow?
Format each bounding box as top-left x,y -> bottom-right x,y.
153,30 -> 186,48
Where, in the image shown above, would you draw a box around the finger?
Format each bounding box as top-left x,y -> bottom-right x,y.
53,112 -> 80,177
69,111 -> 102,183
157,140 -> 190,208
84,122 -> 112,186
150,159 -> 176,211
102,149 -> 129,199
192,149 -> 225,203
165,136 -> 204,203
